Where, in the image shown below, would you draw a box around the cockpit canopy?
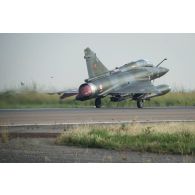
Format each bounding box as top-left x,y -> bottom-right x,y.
119,59 -> 154,72
135,59 -> 154,67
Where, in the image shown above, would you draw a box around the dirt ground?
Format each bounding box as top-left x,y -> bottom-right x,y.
0,138 -> 195,163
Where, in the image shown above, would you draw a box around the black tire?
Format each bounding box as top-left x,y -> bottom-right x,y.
137,100 -> 144,108
95,97 -> 101,108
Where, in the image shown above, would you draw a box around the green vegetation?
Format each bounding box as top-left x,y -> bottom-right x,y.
56,123 -> 195,155
0,89 -> 195,108
0,90 -> 94,108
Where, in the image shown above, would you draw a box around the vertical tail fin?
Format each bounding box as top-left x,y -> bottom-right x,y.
84,47 -> 109,78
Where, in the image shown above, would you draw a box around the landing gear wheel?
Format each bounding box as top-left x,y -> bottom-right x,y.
95,97 -> 102,108
137,100 -> 144,108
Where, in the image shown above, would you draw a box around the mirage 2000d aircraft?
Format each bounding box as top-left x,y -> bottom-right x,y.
58,47 -> 170,108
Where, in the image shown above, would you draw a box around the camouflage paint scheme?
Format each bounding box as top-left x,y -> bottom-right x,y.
60,47 -> 170,108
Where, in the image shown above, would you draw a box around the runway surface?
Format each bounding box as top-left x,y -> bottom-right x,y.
1,107 -> 195,163
1,138 -> 194,162
0,107 -> 195,125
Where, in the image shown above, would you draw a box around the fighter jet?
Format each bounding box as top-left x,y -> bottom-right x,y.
59,47 -> 170,108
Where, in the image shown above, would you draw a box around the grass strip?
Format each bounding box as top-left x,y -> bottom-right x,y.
56,124 -> 195,155
1,90 -> 195,108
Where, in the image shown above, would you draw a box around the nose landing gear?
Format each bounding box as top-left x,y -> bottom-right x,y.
137,100 -> 144,108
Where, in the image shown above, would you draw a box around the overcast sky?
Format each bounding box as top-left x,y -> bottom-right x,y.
0,33 -> 194,91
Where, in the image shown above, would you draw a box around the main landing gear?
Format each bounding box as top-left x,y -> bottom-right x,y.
95,97 -> 144,109
137,100 -> 144,108
95,97 -> 102,108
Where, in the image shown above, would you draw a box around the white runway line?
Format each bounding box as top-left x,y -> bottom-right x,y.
0,119 -> 195,128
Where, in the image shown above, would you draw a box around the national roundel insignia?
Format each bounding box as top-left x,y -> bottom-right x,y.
99,84 -> 103,92
93,64 -> 97,69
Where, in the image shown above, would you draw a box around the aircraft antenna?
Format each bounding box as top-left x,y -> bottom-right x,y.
156,58 -> 167,67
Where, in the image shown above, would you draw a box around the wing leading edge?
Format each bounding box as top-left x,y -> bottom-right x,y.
48,89 -> 78,99
109,80 -> 159,95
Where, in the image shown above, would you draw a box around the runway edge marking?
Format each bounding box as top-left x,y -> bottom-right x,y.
1,120 -> 195,128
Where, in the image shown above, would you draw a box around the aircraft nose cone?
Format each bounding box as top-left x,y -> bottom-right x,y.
163,67 -> 169,73
160,67 -> 169,76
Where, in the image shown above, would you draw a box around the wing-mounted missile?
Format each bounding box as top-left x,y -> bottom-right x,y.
144,84 -> 171,100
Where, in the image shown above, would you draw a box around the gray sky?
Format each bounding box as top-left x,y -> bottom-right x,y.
0,33 -> 195,91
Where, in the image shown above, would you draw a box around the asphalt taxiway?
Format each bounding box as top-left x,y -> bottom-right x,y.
1,107 -> 195,163
1,138 -> 194,162
0,107 -> 195,126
